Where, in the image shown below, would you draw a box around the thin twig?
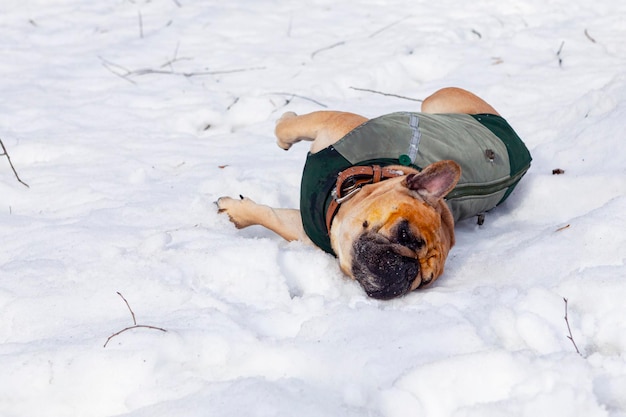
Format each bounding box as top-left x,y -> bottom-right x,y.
99,57 -> 137,84
584,28 -> 596,43
369,17 -> 410,38
99,54 -> 265,80
99,56 -> 132,74
226,97 -> 240,111
104,325 -> 167,348
267,92 -> 328,108
556,41 -> 565,67
349,86 -> 423,102
180,66 -> 266,77
104,291 -> 167,348
128,68 -> 178,76
117,291 -> 137,325
0,137 -> 30,188
563,298 -> 582,356
159,42 -> 193,71
311,41 -> 346,59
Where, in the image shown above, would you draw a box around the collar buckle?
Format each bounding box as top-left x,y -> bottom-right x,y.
325,165 -> 406,233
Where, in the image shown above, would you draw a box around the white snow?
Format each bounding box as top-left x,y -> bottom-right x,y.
1,0 -> 625,416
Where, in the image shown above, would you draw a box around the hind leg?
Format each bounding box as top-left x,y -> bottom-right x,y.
275,110 -> 368,153
422,87 -> 500,115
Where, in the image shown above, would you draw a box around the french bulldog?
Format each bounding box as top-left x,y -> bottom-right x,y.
217,87 -> 531,299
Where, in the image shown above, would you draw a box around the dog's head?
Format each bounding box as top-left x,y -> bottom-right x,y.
330,160 -> 461,299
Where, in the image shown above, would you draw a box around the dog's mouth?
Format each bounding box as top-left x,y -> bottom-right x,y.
351,231 -> 421,300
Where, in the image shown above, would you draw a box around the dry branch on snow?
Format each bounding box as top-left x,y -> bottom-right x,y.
0,137 -> 29,188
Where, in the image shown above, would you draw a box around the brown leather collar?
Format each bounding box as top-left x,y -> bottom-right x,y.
325,165 -> 406,232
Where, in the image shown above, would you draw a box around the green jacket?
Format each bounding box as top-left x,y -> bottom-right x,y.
300,112 -> 532,255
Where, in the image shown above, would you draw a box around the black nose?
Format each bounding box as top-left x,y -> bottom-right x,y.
351,233 -> 419,299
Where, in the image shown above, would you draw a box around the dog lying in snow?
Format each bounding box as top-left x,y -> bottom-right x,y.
217,87 -> 531,299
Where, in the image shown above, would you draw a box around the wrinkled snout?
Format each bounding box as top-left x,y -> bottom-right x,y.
351,233 -> 419,299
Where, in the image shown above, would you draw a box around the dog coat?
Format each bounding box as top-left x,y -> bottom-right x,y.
300,112 -> 532,255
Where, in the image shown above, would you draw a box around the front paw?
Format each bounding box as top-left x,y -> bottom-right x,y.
216,195 -> 256,228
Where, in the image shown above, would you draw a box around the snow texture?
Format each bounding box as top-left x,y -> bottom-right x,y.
1,0 -> 625,416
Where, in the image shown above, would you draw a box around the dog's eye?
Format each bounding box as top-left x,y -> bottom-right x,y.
394,220 -> 425,251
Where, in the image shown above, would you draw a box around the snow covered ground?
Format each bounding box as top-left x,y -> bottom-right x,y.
1,0 -> 625,415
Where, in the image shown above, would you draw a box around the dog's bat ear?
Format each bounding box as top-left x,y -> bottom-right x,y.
405,160 -> 461,203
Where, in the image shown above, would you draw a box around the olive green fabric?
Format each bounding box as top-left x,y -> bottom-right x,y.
300,112 -> 531,255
